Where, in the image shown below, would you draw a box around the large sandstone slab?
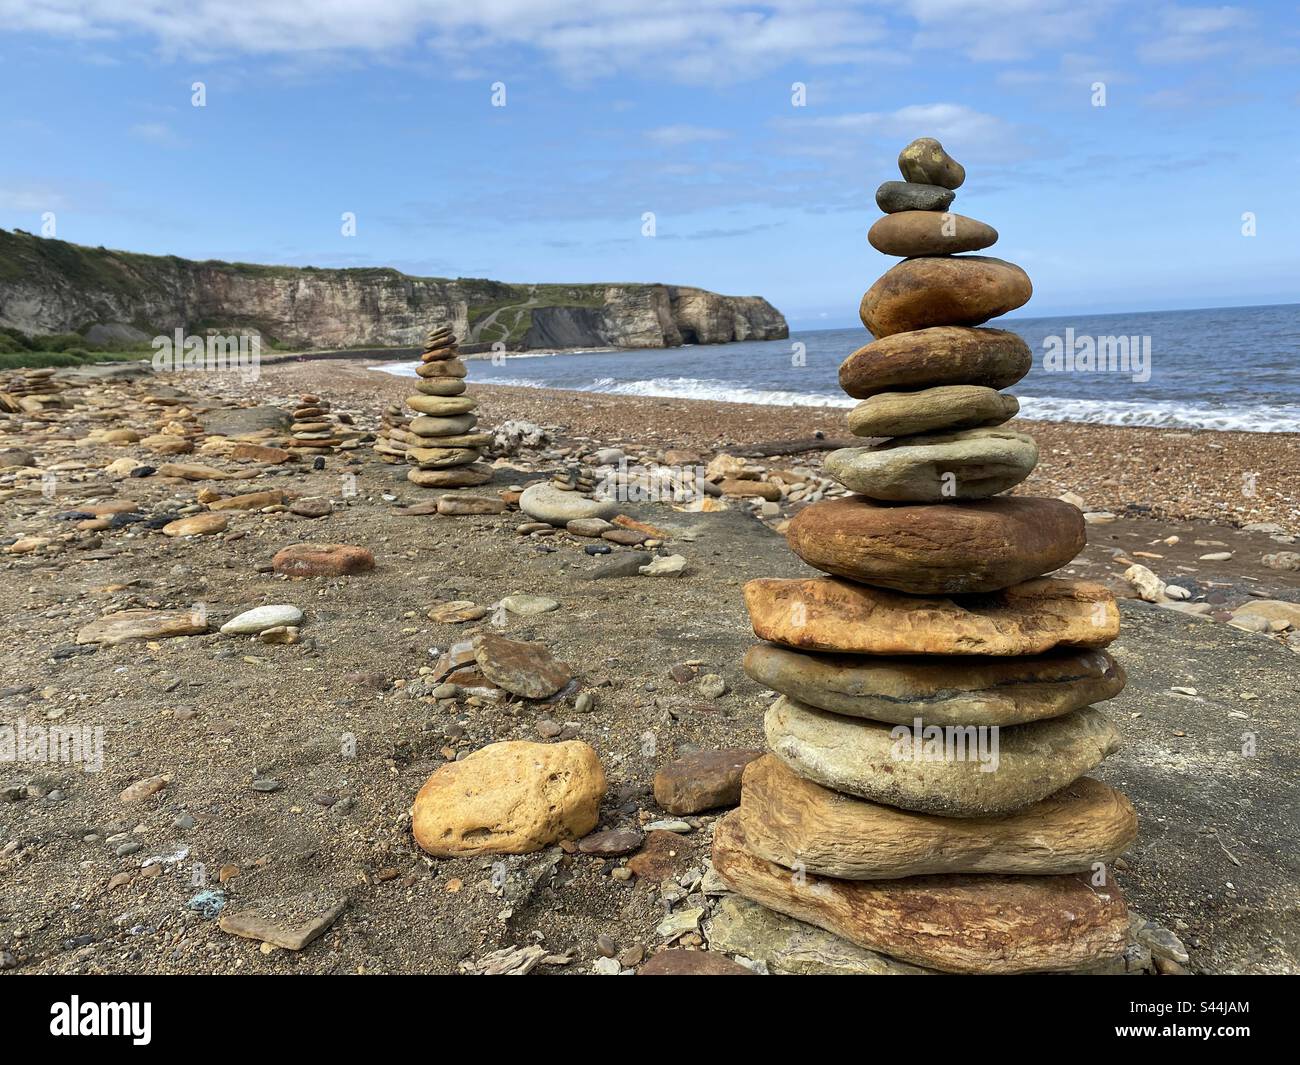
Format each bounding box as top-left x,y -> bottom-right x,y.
272,543 -> 375,577
77,608 -> 208,646
208,489 -> 290,511
519,482 -> 618,526
737,755 -> 1137,877
638,949 -> 757,975
712,813 -> 1129,974
705,894 -> 935,975
414,377 -> 468,396
744,577 -> 1120,656
416,357 -> 467,379
765,697 -> 1122,816
398,432 -> 490,450
406,446 -> 481,468
839,326 -> 1031,399
824,427 -> 1038,501
218,891 -> 347,951
472,631 -> 572,699
412,740 -> 605,856
406,394 -> 477,416
860,256 -> 1032,339
653,748 -> 763,814
199,406 -> 290,436
161,512 -> 228,537
410,414 -> 477,437
742,644 -> 1126,726
868,211 -> 994,257
408,463 -> 494,487
848,384 -> 1017,438
785,495 -> 1083,594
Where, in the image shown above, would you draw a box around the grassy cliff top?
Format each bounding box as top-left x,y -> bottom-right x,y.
0,228 -> 638,294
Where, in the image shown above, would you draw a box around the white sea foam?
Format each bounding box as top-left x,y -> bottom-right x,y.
369,363 -> 1299,432
581,376 -> 857,408
1015,396 -> 1300,432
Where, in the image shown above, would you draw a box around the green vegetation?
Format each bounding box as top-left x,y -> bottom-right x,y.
0,349 -> 150,371
0,325 -> 151,370
0,229 -> 164,295
464,283 -> 607,345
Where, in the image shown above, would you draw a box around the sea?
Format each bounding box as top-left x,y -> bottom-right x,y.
374,303 -> 1300,433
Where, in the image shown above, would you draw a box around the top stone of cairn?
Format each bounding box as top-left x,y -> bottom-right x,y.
897,137 -> 965,190
423,324 -> 456,355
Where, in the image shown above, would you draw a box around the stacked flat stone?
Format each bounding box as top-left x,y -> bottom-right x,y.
1,369 -> 69,411
1,368 -> 59,397
401,325 -> 493,488
551,463 -> 597,495
714,137 -> 1137,975
287,394 -> 341,452
373,402 -> 412,464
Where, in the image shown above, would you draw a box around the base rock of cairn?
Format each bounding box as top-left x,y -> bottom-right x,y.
375,324 -> 494,487
715,136 -> 1137,974
713,816 -> 1130,974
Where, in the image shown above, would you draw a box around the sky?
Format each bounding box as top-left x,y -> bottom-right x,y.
1,1 -> 1298,327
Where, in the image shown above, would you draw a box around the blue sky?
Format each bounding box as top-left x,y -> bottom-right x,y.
2,1 -> 1298,326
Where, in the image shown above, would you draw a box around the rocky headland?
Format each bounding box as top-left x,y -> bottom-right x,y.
0,229 -> 788,353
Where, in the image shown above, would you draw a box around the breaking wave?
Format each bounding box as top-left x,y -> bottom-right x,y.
371,363 -> 1299,432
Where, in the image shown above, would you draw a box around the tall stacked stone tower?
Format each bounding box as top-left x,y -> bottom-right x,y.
715,138 -> 1137,973
377,324 -> 494,488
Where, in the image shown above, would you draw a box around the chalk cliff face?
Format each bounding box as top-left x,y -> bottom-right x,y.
0,230 -> 788,350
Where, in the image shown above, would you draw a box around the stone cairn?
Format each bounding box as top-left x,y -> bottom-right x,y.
373,402 -> 410,464
551,462 -> 598,497
714,137 -> 1138,974
376,324 -> 494,489
0,368 -> 69,413
287,393 -> 341,453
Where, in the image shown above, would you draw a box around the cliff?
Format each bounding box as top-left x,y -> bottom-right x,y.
0,230 -> 788,350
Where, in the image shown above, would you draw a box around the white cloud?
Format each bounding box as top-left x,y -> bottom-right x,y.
1139,4 -> 1253,63
0,1 -> 888,82
0,183 -> 69,212
9,0 -> 1198,86
129,121 -> 181,145
646,125 -> 729,146
786,102 -> 1024,159
902,0 -> 1117,62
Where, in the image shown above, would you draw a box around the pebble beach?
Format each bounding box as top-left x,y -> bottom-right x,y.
299,358 -> 1300,529
1,352 -> 1298,976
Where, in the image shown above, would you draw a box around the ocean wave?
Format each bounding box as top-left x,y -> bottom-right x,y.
486,348 -> 617,359
483,375 -> 858,408
369,363 -> 1299,432
369,349 -> 611,374
1015,396 -> 1300,432
371,361 -> 420,377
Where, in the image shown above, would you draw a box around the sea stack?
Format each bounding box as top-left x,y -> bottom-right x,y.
717,137 -> 1137,974
393,324 -> 493,488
